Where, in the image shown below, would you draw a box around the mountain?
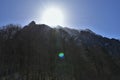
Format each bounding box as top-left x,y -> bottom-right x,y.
0,21 -> 120,80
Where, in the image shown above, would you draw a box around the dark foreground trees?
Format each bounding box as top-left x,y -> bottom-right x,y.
0,22 -> 120,80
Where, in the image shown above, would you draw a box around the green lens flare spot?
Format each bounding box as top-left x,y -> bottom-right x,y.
58,52 -> 64,59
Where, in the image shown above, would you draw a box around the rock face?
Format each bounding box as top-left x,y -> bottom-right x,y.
0,21 -> 120,80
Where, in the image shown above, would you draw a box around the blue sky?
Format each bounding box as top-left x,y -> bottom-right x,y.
0,0 -> 120,39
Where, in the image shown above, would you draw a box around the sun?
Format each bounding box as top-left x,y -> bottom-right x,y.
41,7 -> 64,26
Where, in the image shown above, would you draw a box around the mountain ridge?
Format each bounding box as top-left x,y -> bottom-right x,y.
0,21 -> 120,80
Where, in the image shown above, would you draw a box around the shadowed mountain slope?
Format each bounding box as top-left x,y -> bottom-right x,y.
0,21 -> 120,80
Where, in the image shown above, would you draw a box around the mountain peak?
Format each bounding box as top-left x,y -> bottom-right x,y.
28,21 -> 36,26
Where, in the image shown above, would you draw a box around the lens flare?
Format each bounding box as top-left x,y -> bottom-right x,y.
58,52 -> 64,59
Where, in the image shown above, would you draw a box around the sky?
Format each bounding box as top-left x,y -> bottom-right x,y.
0,0 -> 120,39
